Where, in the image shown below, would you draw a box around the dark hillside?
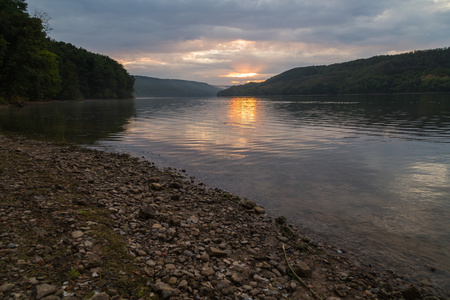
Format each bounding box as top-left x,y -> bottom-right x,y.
218,47 -> 450,96
134,76 -> 223,97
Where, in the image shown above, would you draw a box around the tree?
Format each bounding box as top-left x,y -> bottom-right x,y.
0,0 -> 61,102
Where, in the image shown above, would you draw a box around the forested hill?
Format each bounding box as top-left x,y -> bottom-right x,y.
134,76 -> 223,97
0,0 -> 134,104
218,47 -> 450,96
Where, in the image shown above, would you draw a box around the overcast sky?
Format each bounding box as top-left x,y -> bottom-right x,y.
26,0 -> 450,86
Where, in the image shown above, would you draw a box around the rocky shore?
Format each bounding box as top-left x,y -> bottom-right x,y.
0,134 -> 444,299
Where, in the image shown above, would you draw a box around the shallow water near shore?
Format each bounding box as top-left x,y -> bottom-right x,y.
1,94 -> 449,292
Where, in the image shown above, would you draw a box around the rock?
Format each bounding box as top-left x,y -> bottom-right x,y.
169,182 -> 181,189
89,292 -> 111,300
231,273 -> 243,284
86,252 -> 102,268
12,293 -> 29,300
275,216 -> 287,225
200,252 -> 210,262
71,231 -> 84,238
293,261 -> 312,277
201,266 -> 215,276
41,296 -> 60,300
402,284 -> 422,300
146,260 -> 156,267
334,284 -> 347,297
35,284 -> 57,299
0,283 -> 15,292
188,215 -> 199,224
242,200 -> 256,209
151,183 -> 163,191
154,281 -> 176,299
167,277 -> 178,286
254,206 -> 265,214
209,247 -> 227,257
138,206 -> 157,220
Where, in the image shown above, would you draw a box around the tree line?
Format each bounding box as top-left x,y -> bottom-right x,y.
0,0 -> 134,104
218,47 -> 450,96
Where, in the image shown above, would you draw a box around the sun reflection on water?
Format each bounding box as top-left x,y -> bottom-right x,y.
228,97 -> 258,127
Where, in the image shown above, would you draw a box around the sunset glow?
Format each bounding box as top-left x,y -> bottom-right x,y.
222,73 -> 258,78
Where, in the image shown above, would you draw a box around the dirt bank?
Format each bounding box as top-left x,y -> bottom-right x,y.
0,135 -> 444,299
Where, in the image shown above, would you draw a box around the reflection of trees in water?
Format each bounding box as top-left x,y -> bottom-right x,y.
267,94 -> 450,141
0,99 -> 136,144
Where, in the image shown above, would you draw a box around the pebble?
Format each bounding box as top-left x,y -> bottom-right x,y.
36,284 -> 57,299
71,231 -> 84,238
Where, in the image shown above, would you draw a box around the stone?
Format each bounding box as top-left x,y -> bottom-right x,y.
146,260 -> 156,267
35,284 -> 57,299
12,293 -> 28,300
71,231 -> 84,238
402,284 -> 422,300
86,252 -> 102,268
209,247 -> 227,257
188,215 -> 199,224
201,266 -> 215,276
138,206 -> 157,220
41,296 -> 60,300
169,182 -> 182,189
293,261 -> 312,277
200,253 -> 210,262
0,283 -> 15,293
89,292 -> 111,300
334,284 -> 347,297
254,206 -> 265,214
242,200 -> 256,209
230,273 -> 243,284
151,183 -> 163,191
167,277 -> 178,286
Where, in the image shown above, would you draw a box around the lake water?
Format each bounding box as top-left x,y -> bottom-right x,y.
1,94 -> 449,292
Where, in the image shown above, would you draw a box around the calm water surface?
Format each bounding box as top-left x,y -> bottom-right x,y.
1,95 -> 449,292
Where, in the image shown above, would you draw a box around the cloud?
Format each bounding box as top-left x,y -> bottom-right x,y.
26,0 -> 450,85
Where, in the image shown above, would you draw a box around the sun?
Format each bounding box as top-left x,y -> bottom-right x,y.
221,72 -> 258,78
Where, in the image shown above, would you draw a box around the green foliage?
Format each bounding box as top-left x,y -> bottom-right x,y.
134,75 -> 222,97
0,0 -> 134,102
0,0 -> 59,101
66,268 -> 81,280
218,48 -> 450,96
50,41 -> 135,100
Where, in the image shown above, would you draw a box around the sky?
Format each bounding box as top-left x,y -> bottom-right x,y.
26,0 -> 450,86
